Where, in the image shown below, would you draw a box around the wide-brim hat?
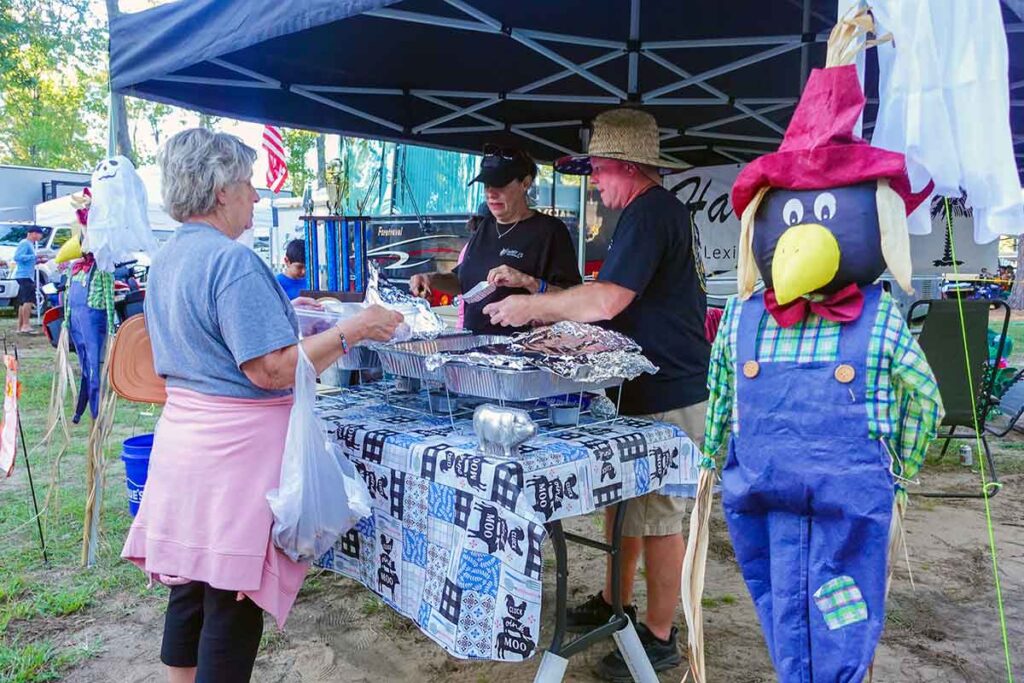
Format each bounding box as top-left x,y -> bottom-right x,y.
731,65 -> 932,217
554,108 -> 686,176
109,314 -> 167,405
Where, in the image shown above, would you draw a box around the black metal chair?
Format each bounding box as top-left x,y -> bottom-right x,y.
984,369 -> 1024,437
906,297 -> 1009,498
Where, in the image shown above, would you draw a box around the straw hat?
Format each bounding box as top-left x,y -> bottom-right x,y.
554,108 -> 686,175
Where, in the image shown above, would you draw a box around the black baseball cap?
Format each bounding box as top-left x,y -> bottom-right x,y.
27,225 -> 45,234
468,145 -> 535,187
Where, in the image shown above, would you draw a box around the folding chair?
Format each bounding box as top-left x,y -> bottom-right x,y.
984,369 -> 1024,437
907,297 -> 1009,498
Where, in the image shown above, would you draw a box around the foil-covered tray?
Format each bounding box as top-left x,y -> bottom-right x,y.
442,363 -> 621,402
377,334 -> 509,382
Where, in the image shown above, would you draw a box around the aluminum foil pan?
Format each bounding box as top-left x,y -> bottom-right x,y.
377,334 -> 509,382
364,261 -> 447,340
427,322 -> 658,383
442,363 -> 621,402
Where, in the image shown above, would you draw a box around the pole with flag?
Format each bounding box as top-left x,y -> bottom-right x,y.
263,125 -> 289,194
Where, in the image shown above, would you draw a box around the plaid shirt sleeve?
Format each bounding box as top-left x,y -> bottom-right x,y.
703,297 -> 738,462
883,299 -> 944,481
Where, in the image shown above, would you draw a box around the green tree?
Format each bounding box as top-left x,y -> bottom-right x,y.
126,97 -> 172,166
281,128 -> 318,196
0,0 -> 106,169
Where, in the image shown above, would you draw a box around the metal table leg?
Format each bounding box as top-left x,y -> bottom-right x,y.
533,501 -> 658,683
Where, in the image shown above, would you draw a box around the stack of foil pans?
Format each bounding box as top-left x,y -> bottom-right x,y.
376,334 -> 508,382
441,363 -> 621,402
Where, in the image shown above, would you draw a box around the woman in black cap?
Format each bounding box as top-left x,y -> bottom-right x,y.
409,145 -> 581,335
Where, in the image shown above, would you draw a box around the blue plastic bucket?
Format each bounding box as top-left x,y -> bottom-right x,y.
121,434 -> 154,517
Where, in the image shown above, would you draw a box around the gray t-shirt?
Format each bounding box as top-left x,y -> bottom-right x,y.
145,222 -> 298,399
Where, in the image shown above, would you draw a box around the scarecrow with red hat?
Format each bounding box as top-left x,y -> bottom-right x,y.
680,13 -> 944,683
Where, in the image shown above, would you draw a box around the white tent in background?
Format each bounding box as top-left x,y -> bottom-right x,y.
33,165 -> 278,263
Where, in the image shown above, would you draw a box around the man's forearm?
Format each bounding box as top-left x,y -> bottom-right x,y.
530,282 -> 625,324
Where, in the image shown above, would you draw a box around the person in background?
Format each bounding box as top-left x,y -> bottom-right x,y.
483,108 -> 710,680
121,128 -> 402,683
14,225 -> 45,335
409,145 -> 581,335
276,239 -> 306,300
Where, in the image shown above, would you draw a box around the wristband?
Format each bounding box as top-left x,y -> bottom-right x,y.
537,278 -> 548,294
337,328 -> 350,354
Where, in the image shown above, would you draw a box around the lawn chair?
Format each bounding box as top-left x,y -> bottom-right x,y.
906,297 -> 1009,498
984,369 -> 1024,437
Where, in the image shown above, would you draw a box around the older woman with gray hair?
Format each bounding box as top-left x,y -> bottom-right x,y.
122,128 -> 402,683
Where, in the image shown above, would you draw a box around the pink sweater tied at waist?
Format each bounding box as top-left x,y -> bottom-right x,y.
121,386 -> 308,628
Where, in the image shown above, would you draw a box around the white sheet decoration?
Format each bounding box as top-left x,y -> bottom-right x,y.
871,0 -> 1023,244
86,156 -> 159,271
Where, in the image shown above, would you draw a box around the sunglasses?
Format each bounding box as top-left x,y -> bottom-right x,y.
482,144 -> 524,160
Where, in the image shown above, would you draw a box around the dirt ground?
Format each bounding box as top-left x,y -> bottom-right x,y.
3,316 -> 1021,683
64,466 -> 1022,683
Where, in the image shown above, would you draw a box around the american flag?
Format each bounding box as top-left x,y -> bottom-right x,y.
262,125 -> 289,193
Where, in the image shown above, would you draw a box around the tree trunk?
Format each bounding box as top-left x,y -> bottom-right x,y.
105,0 -> 134,163
316,134 -> 327,188
1008,238 -> 1024,310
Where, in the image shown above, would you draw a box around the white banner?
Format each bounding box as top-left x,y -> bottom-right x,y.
662,165 -> 998,283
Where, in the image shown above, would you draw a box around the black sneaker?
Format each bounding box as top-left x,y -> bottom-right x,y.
595,622 -> 682,682
566,591 -> 638,632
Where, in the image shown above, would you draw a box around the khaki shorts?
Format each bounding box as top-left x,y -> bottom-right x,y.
620,401 -> 707,537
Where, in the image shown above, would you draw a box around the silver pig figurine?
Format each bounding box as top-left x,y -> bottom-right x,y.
473,404 -> 537,458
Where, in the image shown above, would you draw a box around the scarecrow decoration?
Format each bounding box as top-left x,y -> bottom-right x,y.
680,11 -> 944,682
41,156 -> 157,566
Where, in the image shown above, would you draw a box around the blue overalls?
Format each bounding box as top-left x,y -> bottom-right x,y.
68,272 -> 108,423
721,285 -> 893,682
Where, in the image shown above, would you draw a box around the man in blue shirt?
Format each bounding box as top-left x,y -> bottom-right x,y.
14,226 -> 45,334
275,239 -> 306,300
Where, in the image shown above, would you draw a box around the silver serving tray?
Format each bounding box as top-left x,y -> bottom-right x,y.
377,334 -> 508,382
442,362 -> 621,402
336,345 -> 381,370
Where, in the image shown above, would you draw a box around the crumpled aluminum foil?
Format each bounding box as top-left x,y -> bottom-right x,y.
426,321 -> 658,383
364,261 -> 447,341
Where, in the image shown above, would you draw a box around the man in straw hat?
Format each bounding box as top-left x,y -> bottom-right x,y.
484,108 -> 710,679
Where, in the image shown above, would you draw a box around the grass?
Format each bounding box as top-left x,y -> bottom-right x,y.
0,313 -> 160,682
700,594 -> 738,609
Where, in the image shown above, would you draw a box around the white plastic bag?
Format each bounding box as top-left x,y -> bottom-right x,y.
267,345 -> 371,563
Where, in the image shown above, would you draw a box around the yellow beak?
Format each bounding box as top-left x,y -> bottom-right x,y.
54,234 -> 83,264
771,223 -> 841,305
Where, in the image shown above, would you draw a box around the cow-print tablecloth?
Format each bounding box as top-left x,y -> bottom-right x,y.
313,383 -> 698,662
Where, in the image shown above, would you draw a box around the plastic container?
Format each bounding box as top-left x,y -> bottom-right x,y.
548,402 -> 581,426
294,302 -> 366,338
428,390 -> 459,413
121,433 -> 154,517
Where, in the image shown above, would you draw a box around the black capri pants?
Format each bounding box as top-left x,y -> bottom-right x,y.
161,581 -> 264,681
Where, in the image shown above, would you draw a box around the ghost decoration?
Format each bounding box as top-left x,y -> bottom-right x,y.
85,156 -> 158,272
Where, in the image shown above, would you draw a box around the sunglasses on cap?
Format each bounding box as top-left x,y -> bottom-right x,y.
482,144 -> 524,160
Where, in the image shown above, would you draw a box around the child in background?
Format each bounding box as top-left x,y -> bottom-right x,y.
276,239 -> 307,300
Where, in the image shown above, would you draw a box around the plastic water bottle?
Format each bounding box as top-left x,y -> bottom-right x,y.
959,445 -> 974,467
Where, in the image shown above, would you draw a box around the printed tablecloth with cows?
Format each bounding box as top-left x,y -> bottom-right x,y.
313,384 -> 698,662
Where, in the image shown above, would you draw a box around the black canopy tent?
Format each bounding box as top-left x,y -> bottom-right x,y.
109,0 -> 1024,177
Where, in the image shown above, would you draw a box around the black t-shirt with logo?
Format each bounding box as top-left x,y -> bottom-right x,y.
455,212 -> 582,336
599,185 -> 710,415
